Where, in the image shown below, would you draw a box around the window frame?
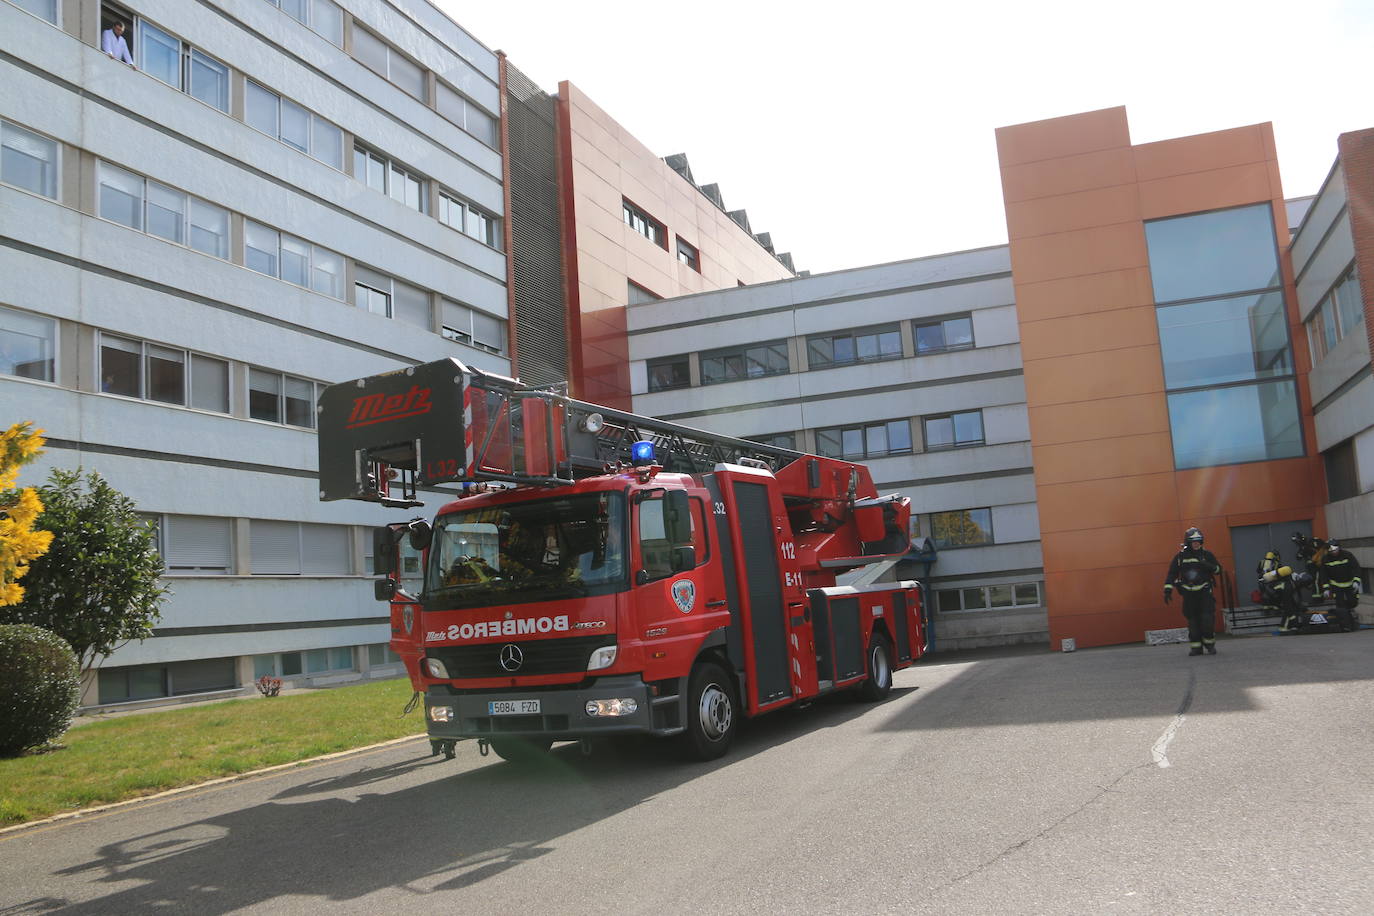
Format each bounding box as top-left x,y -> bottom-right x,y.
1306,265 -> 1363,364
922,409 -> 985,451
807,323 -> 903,370
935,581 -> 1040,613
245,80 -> 343,170
676,236 -> 700,271
700,340 -> 790,385
438,189 -> 501,249
98,331 -> 230,412
248,366 -> 318,428
647,354 -> 691,392
926,507 -> 995,550
913,315 -> 975,355
440,298 -> 506,354
153,513 -> 235,576
352,24 -> 426,101
1,119 -> 59,199
622,198 -> 666,249
435,81 -> 499,148
10,0 -> 59,24
243,219 -> 345,299
249,519 -> 352,576
132,16 -> 230,113
96,160 -> 230,259
0,304 -> 57,382
353,143 -> 427,213
815,419 -> 913,460
261,0 -> 344,47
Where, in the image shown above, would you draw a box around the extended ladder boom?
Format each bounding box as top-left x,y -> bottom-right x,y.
317,357 -> 804,506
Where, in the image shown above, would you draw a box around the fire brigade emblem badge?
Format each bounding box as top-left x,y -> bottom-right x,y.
671,579 -> 696,614
402,606 -> 414,635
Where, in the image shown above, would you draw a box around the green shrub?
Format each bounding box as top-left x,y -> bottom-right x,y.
0,624 -> 81,756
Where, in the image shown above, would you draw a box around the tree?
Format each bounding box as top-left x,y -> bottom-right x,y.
2,469 -> 168,672
0,422 -> 53,607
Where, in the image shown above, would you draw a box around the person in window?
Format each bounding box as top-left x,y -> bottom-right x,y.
1163,527 -> 1222,655
102,21 -> 135,67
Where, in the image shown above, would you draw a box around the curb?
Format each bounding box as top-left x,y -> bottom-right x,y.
0,732 -> 428,837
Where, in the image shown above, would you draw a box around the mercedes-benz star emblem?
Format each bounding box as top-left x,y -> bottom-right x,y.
499,643 -> 523,672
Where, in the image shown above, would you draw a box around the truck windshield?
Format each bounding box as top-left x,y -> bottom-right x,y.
424,491 -> 626,609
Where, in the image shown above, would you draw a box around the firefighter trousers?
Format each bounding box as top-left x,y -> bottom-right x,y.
1180,589 -> 1216,648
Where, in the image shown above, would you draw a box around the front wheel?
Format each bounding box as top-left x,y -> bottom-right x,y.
857,636 -> 893,702
679,662 -> 737,761
488,737 -> 553,763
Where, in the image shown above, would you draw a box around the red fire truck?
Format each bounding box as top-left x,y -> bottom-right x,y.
318,357 -> 928,762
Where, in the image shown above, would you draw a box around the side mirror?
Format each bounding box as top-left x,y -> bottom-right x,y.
665,489 -> 692,545
374,578 -> 397,601
635,569 -> 650,587
670,545 -> 696,572
372,527 -> 398,576
407,519 -> 432,551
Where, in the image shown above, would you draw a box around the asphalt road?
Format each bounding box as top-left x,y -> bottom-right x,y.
3,632 -> 1373,915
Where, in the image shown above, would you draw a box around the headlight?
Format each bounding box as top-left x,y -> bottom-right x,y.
424,657 -> 449,678
429,705 -> 454,723
585,698 -> 638,717
586,646 -> 617,671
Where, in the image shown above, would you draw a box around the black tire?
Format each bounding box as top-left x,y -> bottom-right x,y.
488,737 -> 553,763
679,662 -> 737,761
857,635 -> 893,702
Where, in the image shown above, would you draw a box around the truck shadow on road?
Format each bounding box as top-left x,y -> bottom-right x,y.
33,689 -> 912,913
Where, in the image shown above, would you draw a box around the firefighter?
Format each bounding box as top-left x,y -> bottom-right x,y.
1258,550 -> 1303,633
1164,527 -> 1222,655
1317,541 -> 1362,632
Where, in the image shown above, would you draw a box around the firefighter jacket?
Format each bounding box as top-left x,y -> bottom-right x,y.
1166,547 -> 1221,592
1318,551 -> 1360,590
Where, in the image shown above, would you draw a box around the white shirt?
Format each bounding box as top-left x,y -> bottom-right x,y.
101,29 -> 134,65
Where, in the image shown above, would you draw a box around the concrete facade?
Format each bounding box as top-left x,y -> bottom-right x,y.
627,249 -> 1049,650
1,0 -> 509,705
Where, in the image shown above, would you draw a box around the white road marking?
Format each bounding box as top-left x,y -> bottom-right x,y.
1151,714 -> 1185,768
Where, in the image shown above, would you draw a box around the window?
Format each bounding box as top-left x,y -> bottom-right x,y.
1,120 -> 58,198
1144,203 -> 1280,303
647,355 -> 690,392
355,267 -> 431,329
250,520 -> 351,575
748,432 -> 796,451
1147,204 -> 1302,470
245,81 -> 343,169
808,324 -> 902,369
627,281 -> 661,305
923,410 -> 984,450
98,333 -> 229,412
248,368 -> 316,427
928,508 -> 994,549
676,237 -> 700,271
701,341 -> 789,384
97,162 -> 229,258
622,199 -> 665,248
0,305 -> 55,381
353,145 -> 426,212
158,514 -> 233,575
441,299 -> 505,354
816,419 -> 913,460
134,19 -> 229,112
438,191 -> 500,248
1324,438 -> 1360,502
10,0 -> 58,23
352,26 -> 426,100
1306,268 -> 1364,362
97,657 -> 236,703
935,581 -> 1040,613
914,315 -> 974,354
244,220 -> 344,298
261,0 -> 343,47
367,643 -> 401,666
436,82 -> 498,147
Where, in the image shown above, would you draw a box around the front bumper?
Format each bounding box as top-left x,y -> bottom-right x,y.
425,675 -> 675,740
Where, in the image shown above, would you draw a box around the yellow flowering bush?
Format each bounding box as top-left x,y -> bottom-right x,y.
0,422 -> 53,606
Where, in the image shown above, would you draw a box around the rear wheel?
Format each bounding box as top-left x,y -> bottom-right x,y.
679,662 -> 737,761
857,636 -> 893,702
488,737 -> 553,763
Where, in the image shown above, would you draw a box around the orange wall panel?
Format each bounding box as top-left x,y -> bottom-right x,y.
1012,267 -> 1156,323
1028,393 -> 1172,447
999,107 -> 1327,650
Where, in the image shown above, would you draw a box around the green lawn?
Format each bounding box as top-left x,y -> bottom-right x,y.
0,678 -> 426,827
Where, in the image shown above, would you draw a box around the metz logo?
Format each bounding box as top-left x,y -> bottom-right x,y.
346,385 -> 433,429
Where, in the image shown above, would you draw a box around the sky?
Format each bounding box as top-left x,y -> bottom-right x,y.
439,0 -> 1374,276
